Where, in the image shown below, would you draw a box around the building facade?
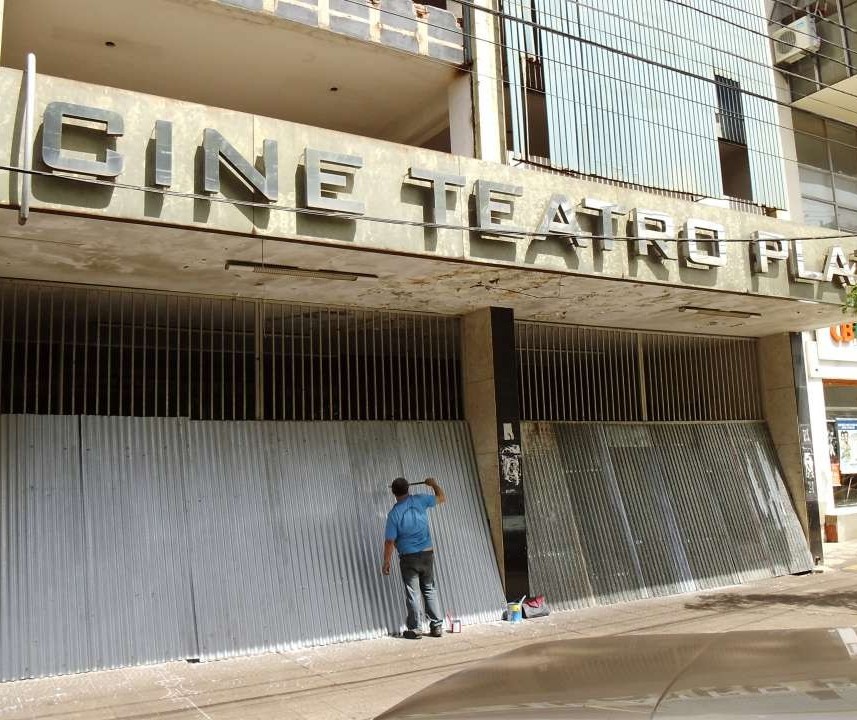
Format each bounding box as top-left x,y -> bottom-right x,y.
0,0 -> 851,680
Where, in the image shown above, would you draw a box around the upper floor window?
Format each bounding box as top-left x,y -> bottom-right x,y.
794,109 -> 857,230
771,0 -> 856,100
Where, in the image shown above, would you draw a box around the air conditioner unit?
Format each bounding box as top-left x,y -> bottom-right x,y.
772,16 -> 821,65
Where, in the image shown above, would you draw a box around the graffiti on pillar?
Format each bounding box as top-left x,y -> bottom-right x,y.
500,444 -> 522,494
799,422 -> 818,501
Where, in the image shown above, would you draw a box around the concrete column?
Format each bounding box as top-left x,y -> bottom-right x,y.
774,71 -> 804,223
467,0 -> 505,163
759,333 -> 824,561
461,308 -> 503,569
448,74 -> 475,158
461,306 -> 527,598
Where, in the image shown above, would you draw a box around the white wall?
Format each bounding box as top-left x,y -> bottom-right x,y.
804,326 -> 857,514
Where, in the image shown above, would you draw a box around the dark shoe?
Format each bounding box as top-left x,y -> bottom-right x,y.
402,630 -> 422,640
429,625 -> 443,637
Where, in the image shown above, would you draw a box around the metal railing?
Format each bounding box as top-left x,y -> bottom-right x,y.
516,322 -> 762,422
0,279 -> 462,421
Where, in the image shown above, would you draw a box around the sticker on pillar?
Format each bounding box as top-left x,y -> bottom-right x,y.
500,443 -> 522,494
800,422 -> 818,501
503,423 -> 515,441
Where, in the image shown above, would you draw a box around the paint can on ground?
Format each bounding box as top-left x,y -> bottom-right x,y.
507,602 -> 522,623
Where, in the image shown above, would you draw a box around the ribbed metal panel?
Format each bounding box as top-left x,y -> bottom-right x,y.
502,0 -> 787,207
1,416 -> 503,678
0,415 -> 89,681
601,425 -> 697,598
183,420 -> 503,660
523,421 -> 813,612
79,416 -> 199,667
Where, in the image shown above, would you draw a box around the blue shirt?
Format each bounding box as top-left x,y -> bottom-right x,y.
385,494 -> 437,555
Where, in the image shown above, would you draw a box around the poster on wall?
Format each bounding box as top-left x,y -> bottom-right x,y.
829,421 -> 842,486
836,419 -> 857,474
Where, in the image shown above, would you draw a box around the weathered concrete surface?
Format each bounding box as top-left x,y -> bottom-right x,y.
2,542 -> 856,720
0,67 -> 850,307
0,209 -> 847,339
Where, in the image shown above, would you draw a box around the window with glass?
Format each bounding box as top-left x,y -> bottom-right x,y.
771,1 -> 855,100
794,109 -> 857,231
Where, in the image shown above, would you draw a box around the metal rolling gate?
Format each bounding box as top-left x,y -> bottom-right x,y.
516,322 -> 813,610
0,281 -> 504,680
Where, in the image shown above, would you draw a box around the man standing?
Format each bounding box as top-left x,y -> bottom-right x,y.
382,476 -> 446,639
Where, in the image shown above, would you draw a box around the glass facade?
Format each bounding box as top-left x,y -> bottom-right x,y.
794,109 -> 857,230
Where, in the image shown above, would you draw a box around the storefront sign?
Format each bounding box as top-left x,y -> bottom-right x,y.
814,324 -> 857,365
32,100 -> 857,290
836,419 -> 857,474
830,323 -> 857,344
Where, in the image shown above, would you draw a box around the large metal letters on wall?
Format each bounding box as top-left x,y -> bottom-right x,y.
15,75 -> 852,298
0,416 -> 504,681
523,421 -> 813,610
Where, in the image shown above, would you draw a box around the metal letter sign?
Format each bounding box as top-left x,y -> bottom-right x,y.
30,96 -> 857,295
630,209 -> 676,261
475,180 -> 524,238
750,231 -> 788,273
153,120 -> 173,188
42,102 -> 124,177
305,148 -> 365,215
823,246 -> 857,286
789,239 -> 825,283
535,194 -> 590,247
408,168 -> 465,225
581,198 -> 622,250
203,129 -> 278,201
681,219 -> 727,269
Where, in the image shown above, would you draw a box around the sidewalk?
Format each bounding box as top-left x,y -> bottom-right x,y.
4,543 -> 857,720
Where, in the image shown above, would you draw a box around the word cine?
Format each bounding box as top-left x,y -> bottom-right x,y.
40,101 -> 856,288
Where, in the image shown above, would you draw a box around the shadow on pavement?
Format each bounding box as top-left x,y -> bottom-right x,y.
685,592 -> 857,612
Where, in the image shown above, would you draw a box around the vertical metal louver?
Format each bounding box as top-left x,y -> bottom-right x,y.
500,0 -> 787,208
0,279 -> 462,422
516,322 -> 762,423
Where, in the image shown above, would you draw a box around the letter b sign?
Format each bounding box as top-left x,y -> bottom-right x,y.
831,323 -> 856,343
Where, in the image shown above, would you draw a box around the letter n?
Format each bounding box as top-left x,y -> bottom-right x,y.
203,129 -> 278,201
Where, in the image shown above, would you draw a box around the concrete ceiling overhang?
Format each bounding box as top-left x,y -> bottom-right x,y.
793,74 -> 857,127
1,0 -> 457,145
0,208 -> 843,338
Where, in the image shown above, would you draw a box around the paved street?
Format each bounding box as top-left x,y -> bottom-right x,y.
3,542 -> 857,720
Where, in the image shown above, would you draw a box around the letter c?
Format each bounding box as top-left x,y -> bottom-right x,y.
42,102 -> 124,177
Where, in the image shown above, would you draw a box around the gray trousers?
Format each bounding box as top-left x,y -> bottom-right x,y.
399,550 -> 443,631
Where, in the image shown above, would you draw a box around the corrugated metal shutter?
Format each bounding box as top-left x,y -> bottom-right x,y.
0,416 -> 90,680
523,421 -> 812,612
0,416 -> 504,680
81,417 -> 198,668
